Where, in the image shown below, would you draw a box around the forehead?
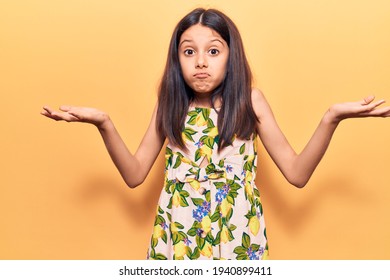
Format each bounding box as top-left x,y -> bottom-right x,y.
179,24 -> 226,45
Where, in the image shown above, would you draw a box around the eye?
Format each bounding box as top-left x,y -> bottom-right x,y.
184,49 -> 195,56
209,48 -> 220,55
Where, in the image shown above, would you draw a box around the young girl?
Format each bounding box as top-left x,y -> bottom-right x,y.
41,8 -> 390,260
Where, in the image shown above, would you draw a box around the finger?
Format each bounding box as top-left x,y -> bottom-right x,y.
42,106 -> 54,114
59,105 -> 85,120
40,111 -> 51,117
59,105 -> 73,112
65,108 -> 83,120
41,106 -> 59,119
370,106 -> 390,117
41,111 -> 64,121
361,95 -> 375,105
50,111 -> 79,122
363,99 -> 386,112
58,105 -> 83,121
359,106 -> 390,117
40,110 -> 53,117
372,99 -> 386,108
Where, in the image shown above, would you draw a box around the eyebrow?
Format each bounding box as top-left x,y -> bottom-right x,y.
179,38 -> 226,47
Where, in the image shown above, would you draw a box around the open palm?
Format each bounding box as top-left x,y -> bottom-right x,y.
328,96 -> 390,122
41,105 -> 109,127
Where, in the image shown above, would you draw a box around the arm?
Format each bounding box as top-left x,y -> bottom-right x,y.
41,104 -> 165,188
252,88 -> 390,188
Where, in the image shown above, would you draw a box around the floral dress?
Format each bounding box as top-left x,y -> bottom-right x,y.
147,107 -> 269,260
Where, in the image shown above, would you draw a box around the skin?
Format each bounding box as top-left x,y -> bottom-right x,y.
178,24 -> 229,107
41,25 -> 390,188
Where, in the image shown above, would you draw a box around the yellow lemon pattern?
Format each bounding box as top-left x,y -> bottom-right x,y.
200,241 -> 213,258
153,224 -> 164,239
200,216 -> 212,234
249,216 -> 260,236
174,241 -> 187,259
147,107 -> 268,260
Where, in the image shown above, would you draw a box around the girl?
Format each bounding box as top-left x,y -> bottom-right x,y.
41,8 -> 390,260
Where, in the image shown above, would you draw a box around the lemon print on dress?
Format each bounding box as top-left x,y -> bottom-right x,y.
245,172 -> 253,195
220,225 -> 230,244
172,191 -> 181,207
170,222 -> 179,233
200,216 -> 211,234
220,198 -> 232,217
181,132 -> 187,143
195,113 -> 208,127
246,155 -> 255,162
174,241 -> 187,258
245,182 -> 253,197
200,241 -> 213,258
249,216 -> 260,236
180,156 -> 192,164
189,179 -> 200,191
153,224 -> 164,239
261,250 -> 269,260
207,127 -> 218,137
200,145 -> 212,158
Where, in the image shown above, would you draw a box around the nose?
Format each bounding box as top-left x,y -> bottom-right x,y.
196,53 -> 208,68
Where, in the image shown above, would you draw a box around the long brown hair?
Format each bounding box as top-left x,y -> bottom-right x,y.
156,8 -> 258,151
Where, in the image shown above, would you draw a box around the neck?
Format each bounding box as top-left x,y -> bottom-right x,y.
191,93 -> 221,108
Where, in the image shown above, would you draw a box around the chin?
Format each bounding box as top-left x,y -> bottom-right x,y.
193,86 -> 214,94
195,88 -> 211,93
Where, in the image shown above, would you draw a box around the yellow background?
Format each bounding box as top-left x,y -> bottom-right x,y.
1,0 -> 389,259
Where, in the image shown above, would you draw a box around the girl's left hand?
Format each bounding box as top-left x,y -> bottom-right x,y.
327,96 -> 390,123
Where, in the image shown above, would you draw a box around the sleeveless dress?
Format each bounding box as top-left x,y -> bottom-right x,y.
146,107 -> 268,260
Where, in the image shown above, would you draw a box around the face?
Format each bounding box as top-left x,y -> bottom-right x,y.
178,24 -> 229,101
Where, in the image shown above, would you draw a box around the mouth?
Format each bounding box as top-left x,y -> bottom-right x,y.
193,72 -> 210,79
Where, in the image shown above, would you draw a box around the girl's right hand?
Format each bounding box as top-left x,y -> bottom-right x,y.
41,105 -> 110,128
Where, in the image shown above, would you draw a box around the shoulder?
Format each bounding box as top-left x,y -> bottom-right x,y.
250,88 -> 270,118
251,88 -> 265,105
